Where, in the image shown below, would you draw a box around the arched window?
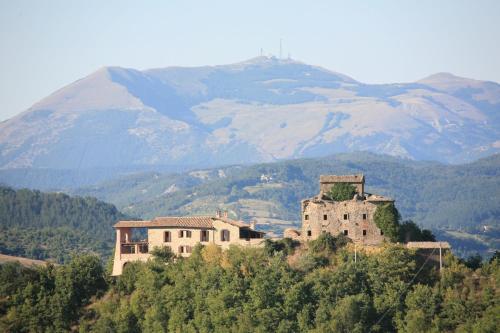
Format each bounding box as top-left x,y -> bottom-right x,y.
220,229 -> 230,242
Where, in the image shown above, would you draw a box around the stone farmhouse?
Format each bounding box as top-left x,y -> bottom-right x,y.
285,174 -> 394,245
112,173 -> 451,276
112,210 -> 265,275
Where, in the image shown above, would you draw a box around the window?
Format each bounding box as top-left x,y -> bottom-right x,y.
380,230 -> 384,235
221,229 -> 230,242
178,246 -> 192,254
307,230 -> 312,237
363,230 -> 367,236
200,230 -> 209,242
362,213 -> 367,220
323,214 -> 328,220
344,230 -> 348,236
304,214 -> 309,220
164,231 -> 171,242
343,213 -> 349,220
179,230 -> 192,238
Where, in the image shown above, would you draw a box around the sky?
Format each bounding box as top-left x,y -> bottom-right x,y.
0,0 -> 499,121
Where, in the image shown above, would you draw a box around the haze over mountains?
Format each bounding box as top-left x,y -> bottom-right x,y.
1,56 -> 499,172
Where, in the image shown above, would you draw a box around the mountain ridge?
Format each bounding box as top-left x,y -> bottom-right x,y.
1,57 -> 499,170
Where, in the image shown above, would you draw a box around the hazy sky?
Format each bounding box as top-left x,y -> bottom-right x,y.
1,0 -> 499,121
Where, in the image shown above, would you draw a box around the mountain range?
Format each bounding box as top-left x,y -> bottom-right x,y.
1,56 -> 499,171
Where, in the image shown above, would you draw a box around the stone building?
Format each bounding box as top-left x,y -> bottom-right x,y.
285,174 -> 394,245
112,211 -> 265,275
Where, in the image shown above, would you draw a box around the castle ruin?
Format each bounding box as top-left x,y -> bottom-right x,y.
285,174 -> 394,245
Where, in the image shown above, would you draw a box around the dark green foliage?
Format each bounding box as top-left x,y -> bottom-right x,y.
0,186 -> 131,263
398,220 -> 435,243
0,255 -> 107,332
489,250 -> 500,264
264,238 -> 300,256
374,203 -> 401,242
308,232 -> 351,254
463,253 -> 483,270
1,245 -> 498,332
150,245 -> 176,263
325,182 -> 357,201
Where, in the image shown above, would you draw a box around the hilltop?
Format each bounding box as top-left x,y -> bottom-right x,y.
72,152 -> 500,258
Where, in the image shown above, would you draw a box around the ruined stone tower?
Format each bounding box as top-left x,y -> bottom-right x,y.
285,174 -> 394,245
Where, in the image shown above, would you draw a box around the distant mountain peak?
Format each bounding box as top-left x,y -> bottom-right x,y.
0,58 -> 498,170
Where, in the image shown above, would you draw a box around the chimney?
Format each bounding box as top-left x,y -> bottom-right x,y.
215,209 -> 221,218
223,210 -> 228,218
250,221 -> 256,230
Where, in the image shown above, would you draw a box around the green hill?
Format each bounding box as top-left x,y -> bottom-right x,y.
0,186 -> 131,263
74,152 -> 500,257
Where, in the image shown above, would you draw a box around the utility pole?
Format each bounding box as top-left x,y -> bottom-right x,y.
354,243 -> 357,263
439,242 -> 443,272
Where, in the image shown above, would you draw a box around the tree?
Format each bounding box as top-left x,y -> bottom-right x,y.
399,220 -> 435,243
325,183 -> 357,201
374,203 -> 401,242
397,284 -> 438,333
150,246 -> 175,263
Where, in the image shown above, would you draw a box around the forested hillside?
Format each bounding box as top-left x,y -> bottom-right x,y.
75,152 -> 500,257
0,186 -> 130,262
1,238 -> 498,332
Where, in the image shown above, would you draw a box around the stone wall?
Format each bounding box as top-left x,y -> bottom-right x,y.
300,198 -> 386,245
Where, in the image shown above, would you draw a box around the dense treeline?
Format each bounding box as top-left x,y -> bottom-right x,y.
80,241 -> 500,333
0,186 -> 130,262
2,238 -> 499,332
3,236 -> 497,332
0,255 -> 107,332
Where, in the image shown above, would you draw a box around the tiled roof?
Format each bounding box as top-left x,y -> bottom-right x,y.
114,216 -> 214,229
114,216 -> 261,232
320,174 -> 365,183
406,242 -> 451,249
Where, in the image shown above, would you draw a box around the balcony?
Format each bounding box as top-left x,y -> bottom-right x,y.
120,241 -> 150,260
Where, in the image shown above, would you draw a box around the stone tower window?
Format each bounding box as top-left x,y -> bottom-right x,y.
362,213 -> 367,220
304,214 -> 309,220
363,230 -> 367,236
323,214 -> 327,220
343,213 -> 349,220
343,230 -> 348,236
307,230 -> 312,237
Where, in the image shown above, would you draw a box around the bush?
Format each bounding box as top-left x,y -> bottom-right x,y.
325,183 -> 357,201
309,232 -> 351,254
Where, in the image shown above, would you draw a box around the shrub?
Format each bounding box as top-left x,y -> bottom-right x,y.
374,203 -> 400,242
325,183 -> 357,201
